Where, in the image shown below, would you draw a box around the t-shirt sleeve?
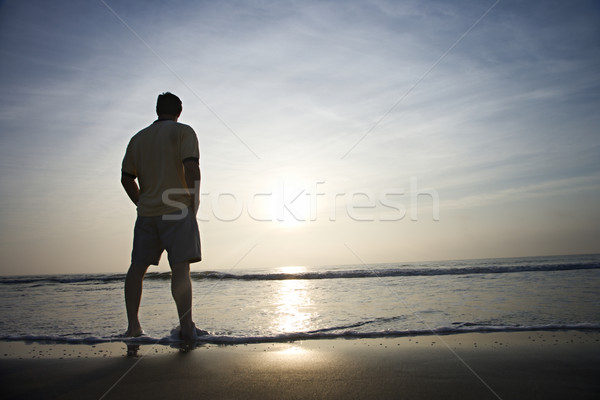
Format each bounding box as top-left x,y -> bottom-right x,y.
121,140 -> 137,178
181,125 -> 200,163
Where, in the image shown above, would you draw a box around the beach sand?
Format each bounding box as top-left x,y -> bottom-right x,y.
1,330 -> 599,399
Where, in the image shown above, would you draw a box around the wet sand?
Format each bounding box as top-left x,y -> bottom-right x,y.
1,330 -> 599,399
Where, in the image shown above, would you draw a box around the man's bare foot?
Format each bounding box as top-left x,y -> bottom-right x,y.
124,326 -> 144,337
194,326 -> 209,336
179,323 -> 208,341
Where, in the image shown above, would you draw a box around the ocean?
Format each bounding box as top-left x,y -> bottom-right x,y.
1,254 -> 599,346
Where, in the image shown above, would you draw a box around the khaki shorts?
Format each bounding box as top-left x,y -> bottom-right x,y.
131,207 -> 201,265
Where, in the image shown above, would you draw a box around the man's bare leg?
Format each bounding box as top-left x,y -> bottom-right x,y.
124,262 -> 149,337
170,261 -> 198,340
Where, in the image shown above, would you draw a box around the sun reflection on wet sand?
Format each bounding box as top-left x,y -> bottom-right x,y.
277,345 -> 307,356
272,266 -> 314,334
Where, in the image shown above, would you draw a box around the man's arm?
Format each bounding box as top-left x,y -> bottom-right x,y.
183,159 -> 201,214
121,174 -> 140,206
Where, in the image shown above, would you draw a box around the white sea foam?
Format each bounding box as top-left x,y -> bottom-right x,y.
2,323 -> 599,346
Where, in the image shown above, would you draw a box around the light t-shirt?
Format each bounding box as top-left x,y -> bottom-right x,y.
122,120 -> 199,216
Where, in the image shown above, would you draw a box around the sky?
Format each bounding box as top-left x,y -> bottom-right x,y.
0,0 -> 599,275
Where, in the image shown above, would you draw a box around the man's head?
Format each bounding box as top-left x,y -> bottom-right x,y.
156,92 -> 182,119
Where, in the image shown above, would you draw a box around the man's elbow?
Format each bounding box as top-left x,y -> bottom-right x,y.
121,174 -> 135,187
192,168 -> 201,181
183,161 -> 201,180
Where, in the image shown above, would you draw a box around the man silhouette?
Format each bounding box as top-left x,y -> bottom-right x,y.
121,92 -> 203,341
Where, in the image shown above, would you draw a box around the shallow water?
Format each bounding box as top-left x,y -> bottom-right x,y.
0,254 -> 599,344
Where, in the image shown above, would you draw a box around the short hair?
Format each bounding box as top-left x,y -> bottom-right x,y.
156,92 -> 182,116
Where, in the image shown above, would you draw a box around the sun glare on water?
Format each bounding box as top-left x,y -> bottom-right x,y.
271,266 -> 314,333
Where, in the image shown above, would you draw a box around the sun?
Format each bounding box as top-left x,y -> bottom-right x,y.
269,180 -> 310,229
273,208 -> 304,229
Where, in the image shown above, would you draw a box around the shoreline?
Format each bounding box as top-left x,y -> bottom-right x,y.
1,329 -> 599,359
2,324 -> 600,350
1,330 -> 599,399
